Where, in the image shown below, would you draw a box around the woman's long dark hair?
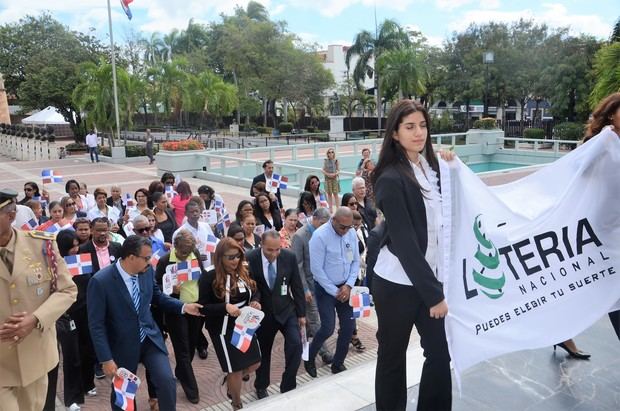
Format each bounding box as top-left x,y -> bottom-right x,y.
584,92 -> 620,142
254,192 -> 278,219
297,191 -> 317,214
371,100 -> 439,191
304,175 -> 321,195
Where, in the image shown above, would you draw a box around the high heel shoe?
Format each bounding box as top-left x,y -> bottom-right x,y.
553,342 -> 591,360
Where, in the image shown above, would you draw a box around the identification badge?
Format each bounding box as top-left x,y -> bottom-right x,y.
69,320 -> 77,331
238,281 -> 247,293
280,284 -> 288,296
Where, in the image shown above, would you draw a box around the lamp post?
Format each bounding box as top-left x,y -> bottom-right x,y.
483,51 -> 494,117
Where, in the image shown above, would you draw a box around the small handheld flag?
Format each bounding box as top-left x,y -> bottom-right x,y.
122,193 -> 136,208
64,254 -> 93,276
350,292 -> 372,319
205,234 -> 218,253
319,193 -> 329,208
33,195 -> 48,209
175,259 -> 200,283
150,249 -> 164,268
41,169 -> 63,184
120,0 -> 133,20
21,218 -> 38,231
214,198 -> 224,213
271,174 -> 288,189
165,185 -> 175,200
231,323 -> 256,353
113,367 -> 141,411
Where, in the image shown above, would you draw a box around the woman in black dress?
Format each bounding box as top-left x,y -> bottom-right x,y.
198,238 -> 262,410
152,191 -> 177,243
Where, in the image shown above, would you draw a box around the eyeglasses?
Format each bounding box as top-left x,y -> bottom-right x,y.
135,227 -> 150,234
337,224 -> 354,230
135,254 -> 152,262
223,253 -> 242,261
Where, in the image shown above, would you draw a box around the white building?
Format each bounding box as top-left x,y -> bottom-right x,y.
317,45 -> 375,95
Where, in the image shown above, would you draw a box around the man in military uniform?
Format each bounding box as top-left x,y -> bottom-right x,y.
0,189 -> 77,411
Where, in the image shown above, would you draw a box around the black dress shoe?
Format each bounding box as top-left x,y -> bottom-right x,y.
331,363 -> 347,374
304,360 -> 317,378
187,396 -> 200,404
256,388 -> 269,399
198,347 -> 208,360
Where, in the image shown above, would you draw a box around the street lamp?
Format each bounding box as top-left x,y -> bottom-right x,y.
483,51 -> 494,117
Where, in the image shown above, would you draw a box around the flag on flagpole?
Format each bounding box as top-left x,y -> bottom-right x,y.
319,193 -> 329,208
205,234 -> 218,253
350,293 -> 372,318
120,0 -> 133,20
64,254 -> 94,276
271,174 -> 288,189
20,218 -> 38,231
113,368 -> 140,411
231,323 -> 257,353
41,169 -> 62,184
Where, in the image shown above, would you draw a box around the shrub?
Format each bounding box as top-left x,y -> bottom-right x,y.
65,143 -> 88,152
473,117 -> 497,130
100,145 -> 160,157
553,122 -> 584,141
278,122 -> 293,133
523,128 -> 545,139
306,126 -> 316,133
431,111 -> 455,133
162,140 -> 204,151
256,126 -> 273,135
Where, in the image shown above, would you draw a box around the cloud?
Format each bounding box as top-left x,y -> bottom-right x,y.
449,2 -> 611,39
286,0 -> 417,18
435,0 -> 475,12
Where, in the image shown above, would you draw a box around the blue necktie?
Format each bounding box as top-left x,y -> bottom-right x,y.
131,276 -> 146,342
268,262 -> 277,290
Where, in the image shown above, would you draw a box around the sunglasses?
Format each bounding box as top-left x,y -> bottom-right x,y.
223,253 -> 242,261
348,202 -> 358,206
65,202 -> 75,207
135,227 -> 150,234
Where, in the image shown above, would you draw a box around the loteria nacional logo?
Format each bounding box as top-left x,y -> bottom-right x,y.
471,215 -> 506,299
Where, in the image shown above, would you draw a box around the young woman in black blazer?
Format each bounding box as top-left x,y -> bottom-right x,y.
372,100 -> 453,411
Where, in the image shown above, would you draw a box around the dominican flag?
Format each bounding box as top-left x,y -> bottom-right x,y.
64,253 -> 93,276
176,259 -> 200,283
214,198 -> 224,213
120,0 -> 133,20
165,185 -> 175,200
319,193 -> 329,208
113,371 -> 139,411
122,193 -> 135,208
205,234 -> 218,253
150,249 -> 164,268
33,195 -> 48,209
20,218 -> 38,231
231,323 -> 257,353
271,174 -> 288,189
351,293 -> 372,319
41,169 -> 62,184
222,213 -> 231,227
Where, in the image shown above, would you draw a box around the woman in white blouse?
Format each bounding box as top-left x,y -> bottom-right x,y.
372,100 -> 454,411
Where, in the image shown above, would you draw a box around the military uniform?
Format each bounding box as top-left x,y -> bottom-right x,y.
0,189 -> 77,411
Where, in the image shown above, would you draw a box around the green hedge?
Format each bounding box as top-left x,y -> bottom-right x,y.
100,145 -> 159,157
553,122 -> 584,141
256,126 -> 273,135
278,122 -> 293,133
65,142 -> 88,151
523,128 -> 545,139
473,118 -> 497,130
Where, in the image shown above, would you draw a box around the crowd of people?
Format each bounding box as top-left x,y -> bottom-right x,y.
2,94 -> 619,411
4,151 -> 381,411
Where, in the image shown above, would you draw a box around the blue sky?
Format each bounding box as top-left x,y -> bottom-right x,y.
0,1 -> 617,48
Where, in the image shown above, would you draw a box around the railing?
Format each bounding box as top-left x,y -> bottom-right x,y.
497,137 -> 579,153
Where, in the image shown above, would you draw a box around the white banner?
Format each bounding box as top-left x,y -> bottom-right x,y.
441,127 -> 620,378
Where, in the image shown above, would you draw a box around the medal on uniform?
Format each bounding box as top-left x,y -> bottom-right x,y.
36,286 -> 44,296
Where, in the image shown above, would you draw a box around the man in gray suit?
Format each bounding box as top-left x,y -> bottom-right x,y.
290,208 -> 333,367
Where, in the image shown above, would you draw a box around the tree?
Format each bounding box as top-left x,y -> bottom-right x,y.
353,92 -> 376,129
72,61 -> 130,143
346,19 -> 410,130
377,46 -> 426,100
590,21 -> 620,107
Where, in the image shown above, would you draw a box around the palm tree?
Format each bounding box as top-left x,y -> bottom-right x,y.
72,61 -> 129,144
345,19 -> 409,131
147,58 -> 188,125
611,16 -> 620,42
245,1 -> 270,21
162,29 -> 180,62
589,42 -> 620,107
377,47 -> 426,100
353,93 -> 376,129
140,32 -> 164,65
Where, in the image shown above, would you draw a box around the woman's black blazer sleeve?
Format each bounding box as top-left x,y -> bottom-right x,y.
374,168 -> 444,308
198,269 -> 227,316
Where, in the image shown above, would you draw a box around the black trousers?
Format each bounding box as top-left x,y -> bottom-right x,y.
165,311 -> 203,400
610,310 -> 620,340
373,275 -> 451,411
254,313 -> 302,393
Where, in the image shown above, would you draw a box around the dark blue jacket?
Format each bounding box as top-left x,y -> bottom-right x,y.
87,262 -> 183,370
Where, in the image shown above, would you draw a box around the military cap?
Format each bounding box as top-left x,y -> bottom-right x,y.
0,188 -> 18,209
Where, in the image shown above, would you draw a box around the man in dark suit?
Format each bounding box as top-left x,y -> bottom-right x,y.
79,217 -> 122,273
87,235 -> 203,411
106,185 -> 126,217
250,160 -> 283,208
246,231 -> 305,398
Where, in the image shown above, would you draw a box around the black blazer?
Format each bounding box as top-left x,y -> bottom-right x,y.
374,166 -> 444,307
250,174 -> 283,208
106,196 -> 126,217
245,248 -> 305,325
358,197 -> 378,230
256,212 -> 283,232
79,240 -> 122,273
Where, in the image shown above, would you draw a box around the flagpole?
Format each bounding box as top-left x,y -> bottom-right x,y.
106,0 -> 122,145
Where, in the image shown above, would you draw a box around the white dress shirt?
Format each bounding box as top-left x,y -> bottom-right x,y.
375,155 -> 442,285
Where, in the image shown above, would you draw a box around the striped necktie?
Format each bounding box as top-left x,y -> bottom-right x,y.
131,276 -> 146,342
